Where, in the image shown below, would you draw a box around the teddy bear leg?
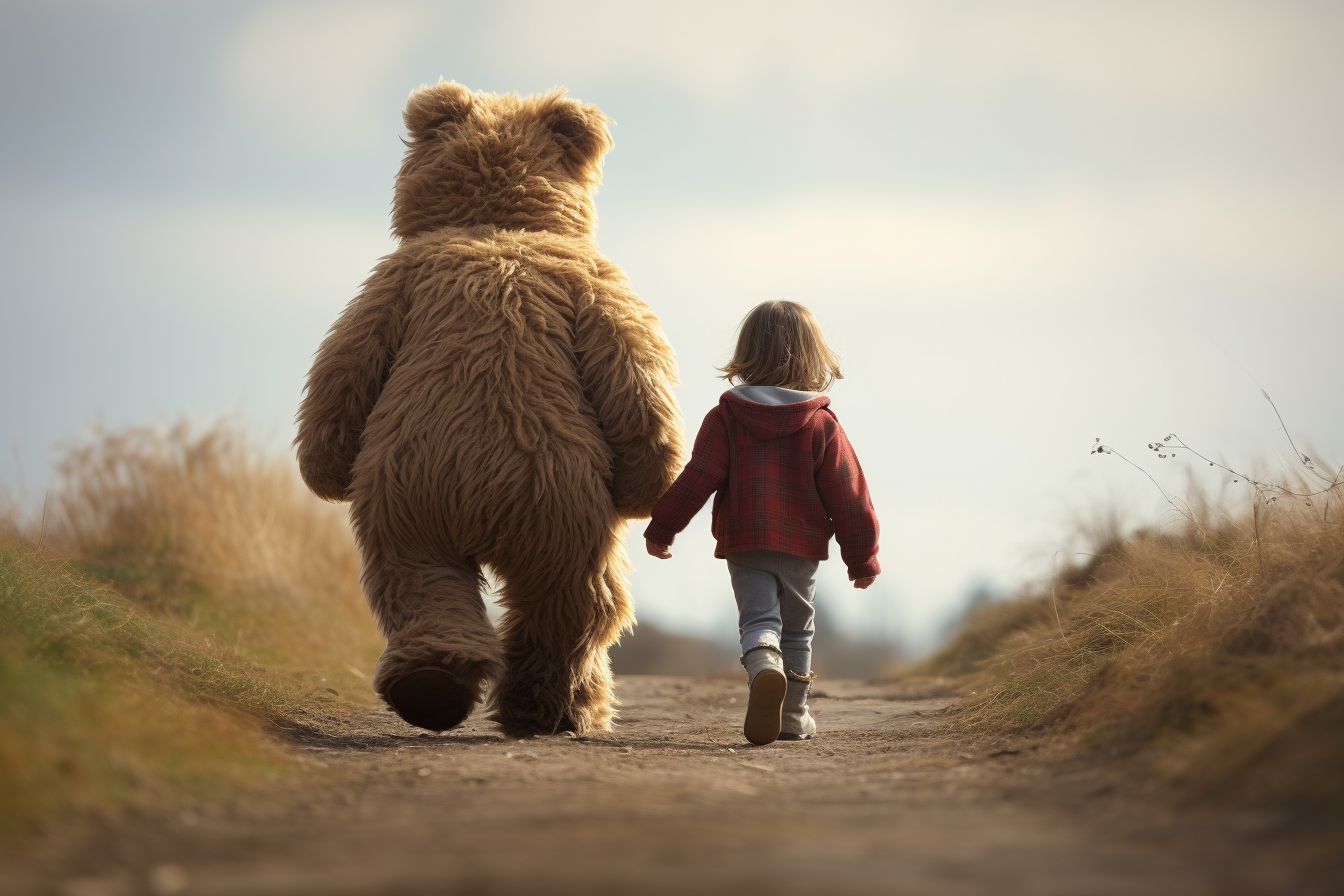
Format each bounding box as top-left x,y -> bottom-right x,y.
363,556 -> 503,732
489,528 -> 633,737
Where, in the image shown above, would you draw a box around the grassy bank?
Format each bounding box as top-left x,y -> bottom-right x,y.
0,423 -> 384,833
50,422 -> 382,691
922,483 -> 1344,812
0,542 -> 303,830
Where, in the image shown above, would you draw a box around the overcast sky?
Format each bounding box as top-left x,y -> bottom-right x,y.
3,1 -> 1342,652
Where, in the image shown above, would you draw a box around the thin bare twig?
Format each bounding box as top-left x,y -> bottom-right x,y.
1093,385 -> 1342,520
1260,390 -> 1334,486
36,491 -> 50,553
1050,553 -> 1069,645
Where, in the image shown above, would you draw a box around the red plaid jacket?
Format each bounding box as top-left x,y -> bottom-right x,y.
643,388 -> 880,580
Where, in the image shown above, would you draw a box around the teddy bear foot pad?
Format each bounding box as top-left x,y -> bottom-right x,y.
387,668 -> 475,732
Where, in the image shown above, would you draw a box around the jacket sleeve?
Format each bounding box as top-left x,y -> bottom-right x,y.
294,254 -> 408,502
574,260 -> 686,519
815,412 -> 881,579
643,408 -> 729,545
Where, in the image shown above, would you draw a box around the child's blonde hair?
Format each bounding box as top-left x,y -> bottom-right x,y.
718,300 -> 843,393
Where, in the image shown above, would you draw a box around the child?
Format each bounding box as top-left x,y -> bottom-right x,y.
644,300 -> 880,746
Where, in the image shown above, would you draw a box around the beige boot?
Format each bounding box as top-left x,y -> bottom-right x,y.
778,670 -> 816,740
741,646 -> 786,746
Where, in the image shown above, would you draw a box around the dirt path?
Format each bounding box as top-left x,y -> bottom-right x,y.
5,676 -> 1329,896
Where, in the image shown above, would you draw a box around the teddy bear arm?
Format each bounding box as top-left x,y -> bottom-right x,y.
610,434 -> 685,519
295,258 -> 408,502
575,283 -> 686,519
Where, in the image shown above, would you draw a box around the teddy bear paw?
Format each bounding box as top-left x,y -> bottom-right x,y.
386,667 -> 477,732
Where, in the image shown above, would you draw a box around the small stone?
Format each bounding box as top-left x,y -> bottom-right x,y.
148,865 -> 189,895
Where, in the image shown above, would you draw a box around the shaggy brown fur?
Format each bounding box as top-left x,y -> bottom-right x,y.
295,82 -> 684,736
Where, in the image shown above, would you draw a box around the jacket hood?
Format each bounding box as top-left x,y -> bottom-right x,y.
721,386 -> 830,441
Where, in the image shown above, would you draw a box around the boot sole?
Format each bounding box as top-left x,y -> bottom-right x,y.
743,669 -> 787,746
387,668 -> 475,732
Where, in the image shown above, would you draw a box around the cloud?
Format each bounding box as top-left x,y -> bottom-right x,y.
220,1 -> 420,148
604,180 -> 1344,315
484,1 -> 1334,108
1,195 -> 394,315
913,2 -> 1308,108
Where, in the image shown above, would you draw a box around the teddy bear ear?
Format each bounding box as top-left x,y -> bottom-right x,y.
538,93 -> 613,176
403,81 -> 474,139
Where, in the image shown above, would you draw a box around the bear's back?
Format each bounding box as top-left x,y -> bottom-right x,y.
354,228 -> 614,548
395,227 -> 596,417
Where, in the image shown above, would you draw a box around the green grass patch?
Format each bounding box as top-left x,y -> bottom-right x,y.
0,540 -> 308,833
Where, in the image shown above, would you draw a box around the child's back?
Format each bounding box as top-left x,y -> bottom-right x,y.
644,301 -> 880,745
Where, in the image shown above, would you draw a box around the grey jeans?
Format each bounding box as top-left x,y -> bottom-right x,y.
725,550 -> 819,676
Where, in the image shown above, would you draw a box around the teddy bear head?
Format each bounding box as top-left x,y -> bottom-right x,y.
391,82 -> 614,241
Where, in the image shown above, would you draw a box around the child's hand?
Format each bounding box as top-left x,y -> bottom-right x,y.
646,539 -> 672,559
853,576 -> 876,590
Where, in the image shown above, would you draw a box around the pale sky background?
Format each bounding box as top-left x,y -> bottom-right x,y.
2,1 -> 1342,653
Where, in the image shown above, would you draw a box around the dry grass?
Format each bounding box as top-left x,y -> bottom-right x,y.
913,595 -> 1055,680
930,483 -> 1344,811
0,421 -> 383,832
48,421 -> 382,694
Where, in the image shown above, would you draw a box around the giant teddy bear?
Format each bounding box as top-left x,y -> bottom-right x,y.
296,82 -> 684,736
